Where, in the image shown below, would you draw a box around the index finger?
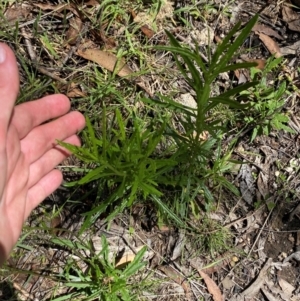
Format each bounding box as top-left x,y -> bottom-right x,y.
12,94 -> 71,139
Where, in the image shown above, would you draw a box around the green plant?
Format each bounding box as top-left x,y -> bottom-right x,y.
142,16 -> 259,202
58,108 -> 178,229
194,216 -> 232,256
238,56 -> 294,141
50,236 -> 147,301
60,15 -> 263,227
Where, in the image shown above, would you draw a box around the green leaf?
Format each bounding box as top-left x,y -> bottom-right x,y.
212,15 -> 259,75
115,108 -> 126,141
151,195 -> 186,228
217,81 -> 259,98
57,140 -> 98,162
210,21 -> 242,67
217,62 -> 258,74
51,238 -> 75,249
50,293 -> 78,301
86,116 -> 98,159
250,127 -> 258,142
206,97 -> 250,111
123,246 -> 147,278
216,176 -> 240,196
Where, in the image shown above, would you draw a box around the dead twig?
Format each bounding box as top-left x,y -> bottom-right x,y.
13,282 -> 35,301
229,258 -> 273,301
247,197 -> 278,258
19,3 -> 70,28
21,28 -> 67,84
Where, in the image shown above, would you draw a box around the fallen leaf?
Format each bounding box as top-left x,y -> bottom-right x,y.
265,278 -> 295,301
57,81 -> 87,98
34,2 -> 81,18
258,33 -> 282,58
282,5 -> 299,22
33,3 -> 69,13
261,288 -> 278,301
4,4 -> 30,23
238,164 -> 255,205
252,23 -> 283,40
234,69 -> 250,84
84,0 -> 100,6
140,25 -> 155,38
286,19 -> 300,32
77,48 -> 134,77
221,276 -> 235,290
257,172 -> 269,199
77,47 -> 153,96
229,258 -> 272,301
278,278 -> 295,298
131,10 -> 155,38
280,40 -> 300,55
66,16 -> 83,45
171,231 -> 185,261
66,84 -> 87,98
245,58 -> 266,70
234,59 -> 264,82
282,6 -> 300,32
115,246 -> 145,268
99,29 -> 117,48
239,57 -> 266,75
67,89 -> 86,98
194,267 -> 223,301
158,265 -> 192,301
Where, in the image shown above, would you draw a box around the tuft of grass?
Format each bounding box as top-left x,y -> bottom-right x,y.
49,236 -> 147,301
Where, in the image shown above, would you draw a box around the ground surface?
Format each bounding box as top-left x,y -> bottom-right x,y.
1,0 -> 300,300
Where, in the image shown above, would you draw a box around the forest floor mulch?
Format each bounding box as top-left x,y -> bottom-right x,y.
1,1 -> 300,300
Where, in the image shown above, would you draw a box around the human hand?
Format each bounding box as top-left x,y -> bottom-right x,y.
0,43 -> 86,264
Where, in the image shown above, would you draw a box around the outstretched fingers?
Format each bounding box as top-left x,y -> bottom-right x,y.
27,134 -> 81,189
21,111 -> 85,164
25,169 -> 63,218
12,94 -> 71,139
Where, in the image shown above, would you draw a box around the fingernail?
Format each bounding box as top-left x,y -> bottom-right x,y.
0,44 -> 6,64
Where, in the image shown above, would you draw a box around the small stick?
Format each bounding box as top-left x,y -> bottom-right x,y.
12,282 -> 35,301
21,28 -> 67,84
247,197 -> 278,258
19,3 -> 69,28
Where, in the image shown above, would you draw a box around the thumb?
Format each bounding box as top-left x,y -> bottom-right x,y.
0,43 -> 19,133
0,43 -> 19,194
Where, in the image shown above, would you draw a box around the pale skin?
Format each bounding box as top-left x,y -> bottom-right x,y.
0,43 -> 86,265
